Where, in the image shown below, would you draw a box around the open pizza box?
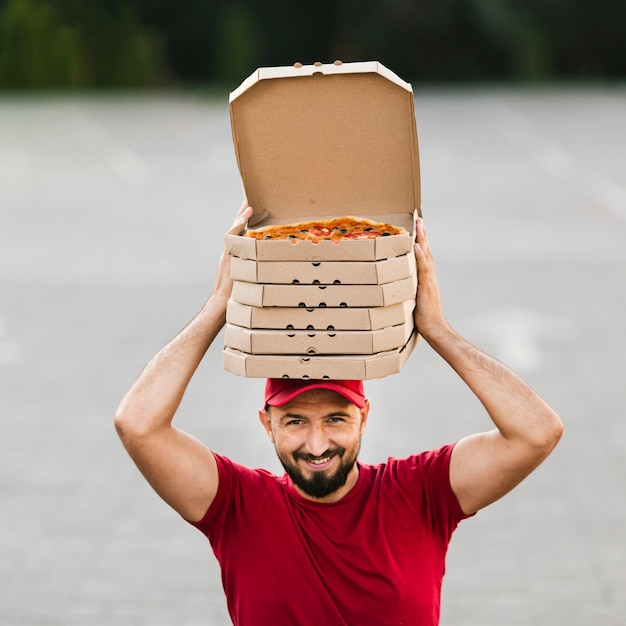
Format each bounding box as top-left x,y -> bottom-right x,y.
224,60 -> 421,264
223,60 -> 421,379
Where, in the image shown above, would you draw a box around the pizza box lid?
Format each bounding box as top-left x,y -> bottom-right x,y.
226,60 -> 420,260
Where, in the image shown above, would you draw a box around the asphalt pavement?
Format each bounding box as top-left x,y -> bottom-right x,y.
1,84 -> 625,625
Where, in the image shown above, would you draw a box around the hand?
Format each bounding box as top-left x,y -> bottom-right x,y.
212,200 -> 253,300
227,200 -> 254,236
412,217 -> 448,340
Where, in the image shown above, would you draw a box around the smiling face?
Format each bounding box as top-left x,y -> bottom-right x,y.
259,389 -> 370,503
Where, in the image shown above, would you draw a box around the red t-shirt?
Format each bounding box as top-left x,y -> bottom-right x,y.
190,444 -> 469,626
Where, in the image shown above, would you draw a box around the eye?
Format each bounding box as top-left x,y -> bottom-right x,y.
286,419 -> 304,426
327,416 -> 345,424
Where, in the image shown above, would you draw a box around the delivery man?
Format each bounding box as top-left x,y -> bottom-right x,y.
115,201 -> 563,625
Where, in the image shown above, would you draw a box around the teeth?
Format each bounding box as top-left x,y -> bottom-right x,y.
310,457 -> 330,464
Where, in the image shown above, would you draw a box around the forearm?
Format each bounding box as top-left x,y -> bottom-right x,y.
115,293 -> 228,435
413,219 -> 561,514
423,322 -> 561,446
113,202 -> 252,520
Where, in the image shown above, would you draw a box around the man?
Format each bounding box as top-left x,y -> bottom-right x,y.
115,201 -> 563,625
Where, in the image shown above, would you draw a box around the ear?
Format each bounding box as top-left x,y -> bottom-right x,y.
359,400 -> 370,436
258,407 -> 275,443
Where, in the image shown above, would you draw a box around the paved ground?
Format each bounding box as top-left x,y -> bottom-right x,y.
1,85 -> 625,625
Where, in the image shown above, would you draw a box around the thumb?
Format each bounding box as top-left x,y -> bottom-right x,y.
227,201 -> 253,236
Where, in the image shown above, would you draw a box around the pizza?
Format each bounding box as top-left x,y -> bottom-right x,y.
243,216 -> 406,242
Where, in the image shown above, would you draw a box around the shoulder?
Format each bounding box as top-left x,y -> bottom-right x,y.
190,454 -> 281,529
212,452 -> 274,480
367,444 -> 468,521
374,444 -> 456,484
212,453 -> 282,498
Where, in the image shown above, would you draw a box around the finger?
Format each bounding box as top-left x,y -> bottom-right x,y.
228,201 -> 253,236
415,217 -> 431,258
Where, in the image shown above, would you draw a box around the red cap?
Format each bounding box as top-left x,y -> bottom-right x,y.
264,379 -> 366,409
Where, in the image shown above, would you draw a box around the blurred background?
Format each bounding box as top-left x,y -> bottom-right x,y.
1,2 -> 626,626
0,0 -> 625,90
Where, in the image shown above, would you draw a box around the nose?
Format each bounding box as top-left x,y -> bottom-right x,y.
304,423 -> 330,458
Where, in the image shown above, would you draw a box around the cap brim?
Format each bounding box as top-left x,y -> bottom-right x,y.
269,382 -> 366,409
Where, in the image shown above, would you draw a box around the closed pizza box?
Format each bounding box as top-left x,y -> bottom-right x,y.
225,60 -> 420,263
223,331 -> 418,380
226,299 -> 415,330
224,317 -> 414,355
231,275 -> 416,309
230,253 -> 415,285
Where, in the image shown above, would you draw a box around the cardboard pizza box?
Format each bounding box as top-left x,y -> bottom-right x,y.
230,275 -> 416,309
224,318 -> 414,356
226,299 -> 415,331
222,60 -> 421,379
223,331 -> 418,380
229,253 -> 415,285
225,60 -> 420,263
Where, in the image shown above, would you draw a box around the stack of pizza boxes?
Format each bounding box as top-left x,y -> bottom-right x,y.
223,60 -> 421,380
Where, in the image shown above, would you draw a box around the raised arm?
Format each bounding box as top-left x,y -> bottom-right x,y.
413,218 -> 563,516
114,201 -> 253,522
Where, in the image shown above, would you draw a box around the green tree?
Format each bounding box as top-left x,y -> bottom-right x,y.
0,0 -> 167,88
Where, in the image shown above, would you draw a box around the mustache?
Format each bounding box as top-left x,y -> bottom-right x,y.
293,447 -> 344,462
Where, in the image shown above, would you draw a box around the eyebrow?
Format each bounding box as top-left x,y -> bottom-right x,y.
279,410 -> 352,423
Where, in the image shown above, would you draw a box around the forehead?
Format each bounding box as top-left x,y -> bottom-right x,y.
276,389 -> 354,413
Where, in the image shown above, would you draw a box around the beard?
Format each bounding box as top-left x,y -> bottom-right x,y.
276,442 -> 361,499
